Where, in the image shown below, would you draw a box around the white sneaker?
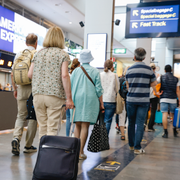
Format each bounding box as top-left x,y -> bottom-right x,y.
79,154 -> 87,160
23,146 -> 37,153
134,149 -> 145,154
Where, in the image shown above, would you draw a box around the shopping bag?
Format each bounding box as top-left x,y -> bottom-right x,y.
87,110 -> 110,152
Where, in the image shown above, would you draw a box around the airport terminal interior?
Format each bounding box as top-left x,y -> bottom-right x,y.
1,0 -> 180,180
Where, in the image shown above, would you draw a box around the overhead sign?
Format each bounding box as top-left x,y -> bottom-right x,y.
114,48 -> 126,54
130,5 -> 179,34
0,5 -> 47,54
125,2 -> 180,38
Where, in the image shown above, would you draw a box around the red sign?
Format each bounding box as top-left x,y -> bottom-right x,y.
110,57 -> 115,62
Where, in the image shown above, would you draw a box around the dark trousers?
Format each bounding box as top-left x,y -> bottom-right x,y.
148,97 -> 159,129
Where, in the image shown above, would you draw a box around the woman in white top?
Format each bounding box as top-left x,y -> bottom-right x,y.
100,60 -> 119,135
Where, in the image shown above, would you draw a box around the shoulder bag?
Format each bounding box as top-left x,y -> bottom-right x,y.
87,110 -> 110,152
115,74 -> 124,114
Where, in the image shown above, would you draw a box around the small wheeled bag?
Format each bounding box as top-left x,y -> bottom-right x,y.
173,108 -> 180,128
32,108 -> 80,180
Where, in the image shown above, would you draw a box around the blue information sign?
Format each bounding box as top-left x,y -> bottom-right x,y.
129,5 -> 179,34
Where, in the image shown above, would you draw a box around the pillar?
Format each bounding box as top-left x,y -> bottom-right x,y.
84,0 -> 115,60
155,38 -> 166,75
136,38 -> 152,65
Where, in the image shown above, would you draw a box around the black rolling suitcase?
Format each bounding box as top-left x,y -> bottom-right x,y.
32,108 -> 80,180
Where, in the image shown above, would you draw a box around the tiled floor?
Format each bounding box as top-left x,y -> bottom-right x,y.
0,120 -> 180,180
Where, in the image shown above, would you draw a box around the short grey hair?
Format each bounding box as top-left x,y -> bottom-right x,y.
134,47 -> 146,61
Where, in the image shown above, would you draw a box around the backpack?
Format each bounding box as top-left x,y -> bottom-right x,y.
119,78 -> 128,99
13,49 -> 36,85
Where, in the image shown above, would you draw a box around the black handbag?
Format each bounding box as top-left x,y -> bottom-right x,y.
26,93 -> 37,120
87,110 -> 110,152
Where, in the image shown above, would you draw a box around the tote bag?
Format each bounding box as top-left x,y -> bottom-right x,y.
115,74 -> 124,114
87,110 -> 110,152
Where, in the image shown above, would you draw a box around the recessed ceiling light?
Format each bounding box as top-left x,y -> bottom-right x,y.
69,22 -> 72,24
65,11 -> 70,13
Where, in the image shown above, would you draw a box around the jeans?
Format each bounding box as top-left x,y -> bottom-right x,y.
148,97 -> 159,129
66,109 -> 71,137
160,102 -> 177,113
104,102 -> 116,135
126,102 -> 149,150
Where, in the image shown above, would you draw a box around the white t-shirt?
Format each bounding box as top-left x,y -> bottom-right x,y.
157,76 -> 179,104
100,70 -> 119,102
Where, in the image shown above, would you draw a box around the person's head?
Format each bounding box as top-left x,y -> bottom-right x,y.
26,33 -> 38,49
134,47 -> 146,61
78,49 -> 94,64
0,83 -> 2,90
150,63 -> 156,72
165,64 -> 172,73
123,66 -> 130,76
43,26 -> 65,49
70,58 -> 80,74
104,60 -> 113,72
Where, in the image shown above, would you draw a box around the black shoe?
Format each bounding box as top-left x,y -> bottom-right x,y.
162,133 -> 168,138
173,128 -> 178,137
11,139 -> 20,155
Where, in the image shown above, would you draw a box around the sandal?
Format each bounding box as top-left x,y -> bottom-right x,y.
121,135 -> 125,141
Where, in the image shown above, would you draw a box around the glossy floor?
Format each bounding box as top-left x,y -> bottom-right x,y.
0,120 -> 180,180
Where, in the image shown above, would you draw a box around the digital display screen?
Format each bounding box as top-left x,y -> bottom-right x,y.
87,33 -> 107,69
0,5 -> 47,54
126,2 -> 180,38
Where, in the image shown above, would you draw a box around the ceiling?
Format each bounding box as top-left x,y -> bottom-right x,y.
12,0 -> 85,40
10,0 -> 180,59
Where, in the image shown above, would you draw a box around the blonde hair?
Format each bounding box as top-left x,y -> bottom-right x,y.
43,26 -> 65,49
70,58 -> 80,74
104,60 -> 113,72
123,66 -> 130,76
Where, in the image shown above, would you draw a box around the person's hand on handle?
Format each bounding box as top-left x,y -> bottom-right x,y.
66,99 -> 74,109
100,102 -> 105,113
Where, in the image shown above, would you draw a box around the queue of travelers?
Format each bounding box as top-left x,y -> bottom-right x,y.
10,26 -> 180,160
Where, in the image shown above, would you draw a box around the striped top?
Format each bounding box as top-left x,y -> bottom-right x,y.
125,62 -> 156,105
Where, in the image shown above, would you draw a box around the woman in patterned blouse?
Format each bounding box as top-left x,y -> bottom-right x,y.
28,26 -> 74,139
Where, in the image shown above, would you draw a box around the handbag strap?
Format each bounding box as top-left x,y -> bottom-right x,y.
81,66 -> 95,86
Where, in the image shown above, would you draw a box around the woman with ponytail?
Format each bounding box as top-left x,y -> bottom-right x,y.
66,58 -> 80,136
100,60 -> 119,135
